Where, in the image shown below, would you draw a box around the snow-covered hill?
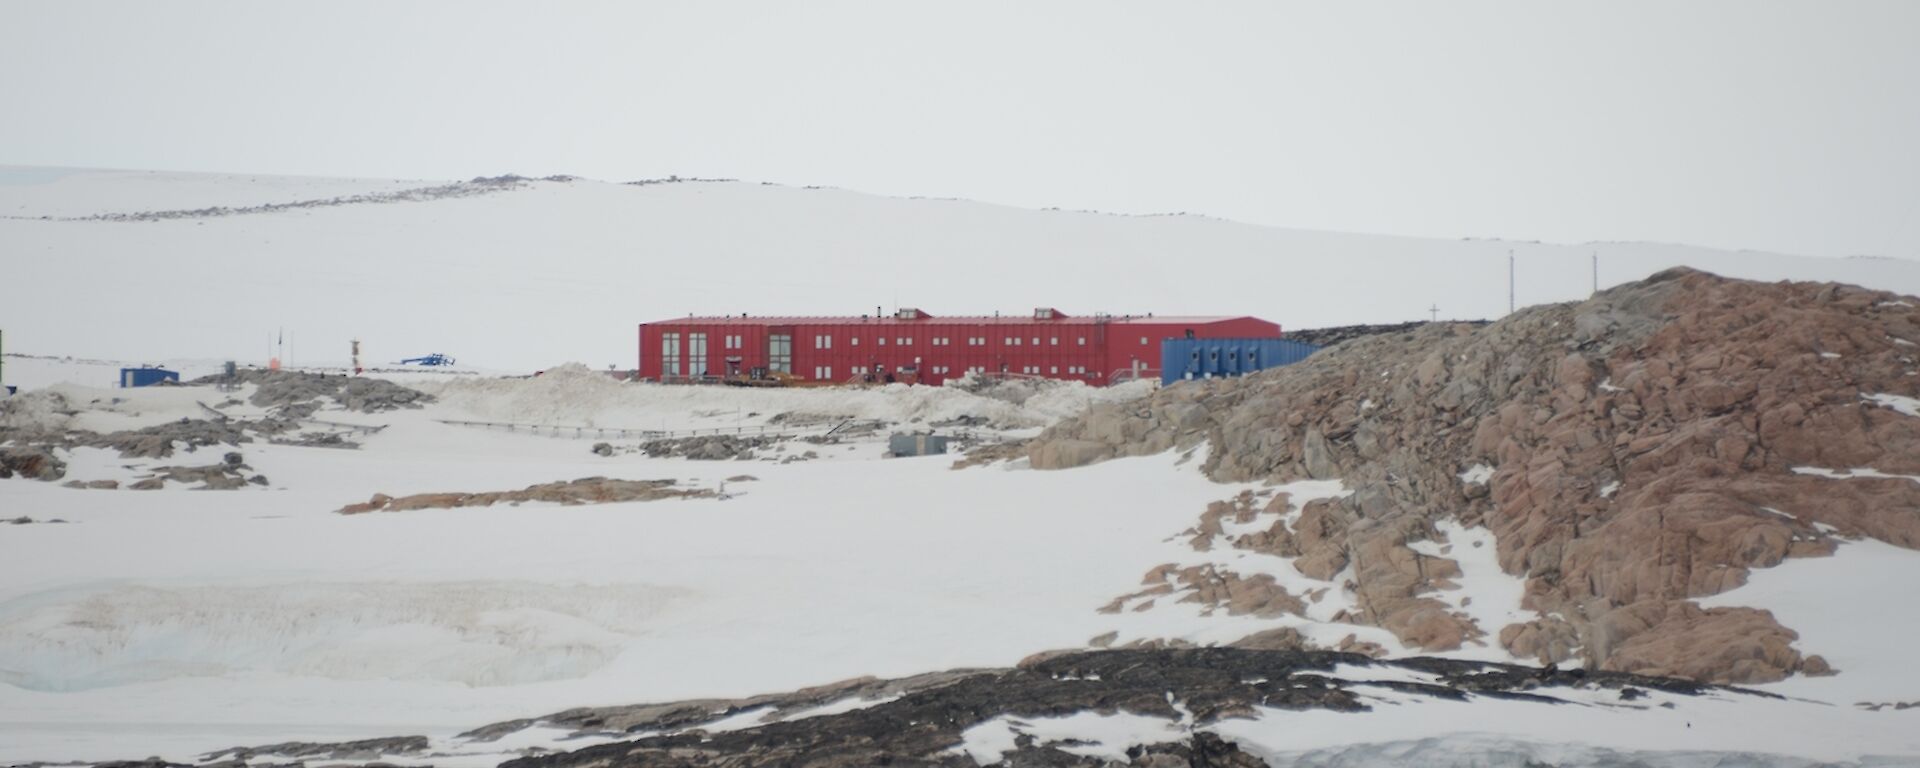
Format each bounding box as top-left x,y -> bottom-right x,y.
3,167 -> 1917,373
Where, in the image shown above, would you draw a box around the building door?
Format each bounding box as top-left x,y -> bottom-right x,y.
689,333 -> 708,379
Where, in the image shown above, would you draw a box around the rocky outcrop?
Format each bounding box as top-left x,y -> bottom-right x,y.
639,434 -> 781,460
195,369 -> 430,413
0,446 -> 65,481
337,477 -> 713,514
1028,269 -> 1920,684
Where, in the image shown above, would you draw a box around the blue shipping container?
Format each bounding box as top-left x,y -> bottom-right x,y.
1161,338 -> 1320,386
119,367 -> 180,388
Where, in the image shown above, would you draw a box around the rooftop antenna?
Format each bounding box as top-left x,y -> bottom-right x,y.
1508,250 -> 1516,315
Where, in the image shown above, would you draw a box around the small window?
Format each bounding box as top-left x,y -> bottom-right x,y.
1050,366 -> 1059,374
1032,337 -> 1040,345
879,337 -> 888,346
1050,337 -> 1058,345
1078,337 -> 1086,345
1141,337 -> 1149,345
852,337 -> 860,346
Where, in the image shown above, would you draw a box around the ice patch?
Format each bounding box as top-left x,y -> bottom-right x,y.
1458,464 -> 1493,486
0,582 -> 687,691
1791,466 -> 1920,485
1862,393 -> 1920,418
776,693 -> 905,723
1598,481 -> 1620,498
1404,521 -> 1532,660
952,711 -> 1185,764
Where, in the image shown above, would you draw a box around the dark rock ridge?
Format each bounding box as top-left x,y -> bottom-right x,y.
1283,320 -> 1491,349
201,735 -> 431,762
487,648 -> 1733,768
1024,269 -> 1920,684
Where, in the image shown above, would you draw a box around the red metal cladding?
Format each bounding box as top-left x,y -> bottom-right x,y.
638,312 -> 1281,386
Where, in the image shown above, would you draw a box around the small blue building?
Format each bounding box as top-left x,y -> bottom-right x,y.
1161,338 -> 1320,385
119,367 -> 180,388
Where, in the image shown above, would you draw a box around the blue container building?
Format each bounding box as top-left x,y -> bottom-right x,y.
119,367 -> 181,388
1161,338 -> 1320,386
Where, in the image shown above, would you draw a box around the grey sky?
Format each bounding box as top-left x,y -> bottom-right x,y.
3,1 -> 1916,258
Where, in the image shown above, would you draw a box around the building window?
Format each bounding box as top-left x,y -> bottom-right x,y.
1032,337 -> 1040,345
1050,337 -> 1058,345
815,335 -> 832,349
879,337 -> 888,346
852,336 -> 860,346
814,366 -> 833,380
661,332 -> 681,377
768,334 -> 792,373
689,333 -> 708,377
1141,337 -> 1149,345
1050,366 -> 1059,374
1078,337 -> 1086,345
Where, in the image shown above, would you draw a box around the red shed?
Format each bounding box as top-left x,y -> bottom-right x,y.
637,308 -> 1281,386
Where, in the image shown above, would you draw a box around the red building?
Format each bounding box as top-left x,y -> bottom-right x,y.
637,308 -> 1281,386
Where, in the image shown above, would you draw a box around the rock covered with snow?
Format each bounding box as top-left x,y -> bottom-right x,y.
1028,268 -> 1920,684
336,477 -> 712,514
484,648 -> 1739,768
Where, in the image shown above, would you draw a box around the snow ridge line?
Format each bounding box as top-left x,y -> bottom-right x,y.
2,176 -> 536,223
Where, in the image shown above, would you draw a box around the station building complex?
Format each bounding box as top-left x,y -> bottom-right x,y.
637,308 -> 1282,386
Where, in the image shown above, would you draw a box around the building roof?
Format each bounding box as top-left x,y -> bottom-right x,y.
643,314 -> 1263,327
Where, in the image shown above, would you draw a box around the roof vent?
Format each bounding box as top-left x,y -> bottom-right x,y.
895,307 -> 930,320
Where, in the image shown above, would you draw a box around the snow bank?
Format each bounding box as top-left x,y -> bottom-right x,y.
1699,538 -> 1920,705
418,363 -> 1151,430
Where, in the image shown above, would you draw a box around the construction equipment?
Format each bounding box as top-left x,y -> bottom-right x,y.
398,353 -> 457,366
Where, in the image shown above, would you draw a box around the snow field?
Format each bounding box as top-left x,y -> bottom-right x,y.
0,384 -> 1243,762
4,359 -> 1919,764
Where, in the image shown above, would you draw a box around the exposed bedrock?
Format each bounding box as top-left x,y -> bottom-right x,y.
1027,268 -> 1920,684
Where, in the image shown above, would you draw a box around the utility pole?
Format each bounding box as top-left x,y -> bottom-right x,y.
1508,250 -> 1516,315
1592,251 -> 1599,295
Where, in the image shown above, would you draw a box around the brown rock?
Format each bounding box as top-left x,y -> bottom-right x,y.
1049,269 -> 1920,684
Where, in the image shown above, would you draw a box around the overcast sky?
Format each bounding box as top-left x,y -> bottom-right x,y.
3,1 -> 1916,258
